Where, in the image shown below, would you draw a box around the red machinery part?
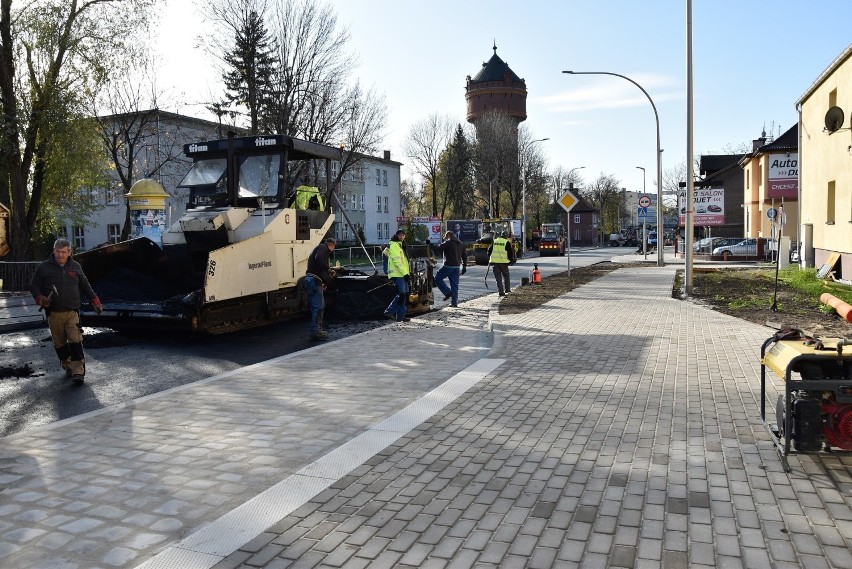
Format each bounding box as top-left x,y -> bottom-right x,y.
822,398 -> 852,450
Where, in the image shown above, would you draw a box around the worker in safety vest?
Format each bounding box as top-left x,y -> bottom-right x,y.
295,185 -> 325,210
383,229 -> 411,322
488,231 -> 515,296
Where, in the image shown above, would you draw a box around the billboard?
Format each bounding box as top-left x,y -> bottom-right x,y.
767,153 -> 798,199
446,220 -> 480,243
678,187 -> 725,226
396,216 -> 443,242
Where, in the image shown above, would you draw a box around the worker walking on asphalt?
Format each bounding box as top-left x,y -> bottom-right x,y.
305,237 -> 337,340
383,229 -> 411,322
30,238 -> 102,384
431,230 -> 467,307
488,231 -> 515,297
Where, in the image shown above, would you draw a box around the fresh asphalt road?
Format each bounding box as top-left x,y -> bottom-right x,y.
0,247 -> 616,436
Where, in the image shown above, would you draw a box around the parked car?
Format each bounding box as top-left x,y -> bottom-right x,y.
694,237 -> 741,254
712,238 -> 757,257
648,231 -> 657,246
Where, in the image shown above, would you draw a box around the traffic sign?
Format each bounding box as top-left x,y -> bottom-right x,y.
767,207 -> 777,220
638,207 -> 648,217
638,195 -> 652,208
558,190 -> 579,213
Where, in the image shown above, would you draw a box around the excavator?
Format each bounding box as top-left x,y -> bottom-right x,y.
74,133 -> 433,334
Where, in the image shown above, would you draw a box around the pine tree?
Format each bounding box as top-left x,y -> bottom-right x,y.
222,9 -> 277,134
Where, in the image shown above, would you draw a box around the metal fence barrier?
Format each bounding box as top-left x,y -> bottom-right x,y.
0,262 -> 40,292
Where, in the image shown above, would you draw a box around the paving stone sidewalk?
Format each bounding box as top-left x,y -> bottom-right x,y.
0,299 -> 495,569
212,266 -> 852,569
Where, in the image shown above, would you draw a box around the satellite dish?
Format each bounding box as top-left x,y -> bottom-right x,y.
824,106 -> 845,133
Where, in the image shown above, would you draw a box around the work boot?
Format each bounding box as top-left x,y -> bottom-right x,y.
310,330 -> 329,340
443,294 -> 452,301
383,311 -> 397,321
316,310 -> 329,332
71,374 -> 85,385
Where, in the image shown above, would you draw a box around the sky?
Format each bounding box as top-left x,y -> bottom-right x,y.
154,0 -> 852,199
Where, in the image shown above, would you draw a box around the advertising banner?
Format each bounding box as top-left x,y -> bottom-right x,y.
396,216 -> 443,242
447,220 -> 480,243
678,187 -> 725,226
767,153 -> 798,199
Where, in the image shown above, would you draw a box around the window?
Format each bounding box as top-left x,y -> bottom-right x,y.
382,170 -> 388,186
827,181 -> 836,224
384,223 -> 389,240
376,168 -> 381,185
350,194 -> 356,210
331,161 -> 340,179
57,226 -> 68,239
106,188 -> 119,205
341,193 -> 347,210
342,224 -> 350,241
359,195 -> 365,211
73,226 -> 85,250
573,214 -> 580,224
377,223 -> 383,240
383,197 -> 388,213
377,196 -> 382,212
107,224 -> 121,244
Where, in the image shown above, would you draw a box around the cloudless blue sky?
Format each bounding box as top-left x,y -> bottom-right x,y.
158,0 -> 852,198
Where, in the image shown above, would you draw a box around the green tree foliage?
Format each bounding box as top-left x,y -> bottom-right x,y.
440,125 -> 476,219
0,0 -> 154,260
581,174 -> 625,239
220,4 -> 277,134
207,0 -> 386,191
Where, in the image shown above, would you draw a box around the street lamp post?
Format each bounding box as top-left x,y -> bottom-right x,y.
636,166 -> 646,256
521,137 -> 549,256
563,70 -> 664,266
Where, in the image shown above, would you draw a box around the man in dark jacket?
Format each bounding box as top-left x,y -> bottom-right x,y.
305,237 -> 336,340
30,238 -> 102,384
431,231 -> 467,307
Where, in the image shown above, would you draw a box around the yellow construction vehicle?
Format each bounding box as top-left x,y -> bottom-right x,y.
471,219 -> 520,265
74,134 -> 433,333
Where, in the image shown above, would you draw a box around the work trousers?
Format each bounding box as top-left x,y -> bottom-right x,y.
492,264 -> 511,295
435,264 -> 461,305
48,310 -> 85,376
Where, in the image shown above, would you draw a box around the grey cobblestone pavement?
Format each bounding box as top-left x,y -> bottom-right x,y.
206,266 -> 852,569
3,264 -> 852,568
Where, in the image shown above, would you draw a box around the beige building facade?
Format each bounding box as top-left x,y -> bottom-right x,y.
740,126 -> 799,253
797,43 -> 852,279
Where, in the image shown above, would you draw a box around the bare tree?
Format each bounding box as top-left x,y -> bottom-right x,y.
205,0 -> 387,196
92,58 -> 191,240
403,113 -> 453,217
0,0 -> 155,260
472,111 -> 519,218
581,174 -> 624,243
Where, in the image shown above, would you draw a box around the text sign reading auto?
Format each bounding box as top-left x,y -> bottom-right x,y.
558,190 -> 579,213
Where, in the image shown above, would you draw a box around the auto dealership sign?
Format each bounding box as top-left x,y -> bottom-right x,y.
678,186 -> 725,226
768,153 -> 798,199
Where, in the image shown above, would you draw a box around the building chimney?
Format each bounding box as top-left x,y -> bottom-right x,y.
383,150 -> 391,160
